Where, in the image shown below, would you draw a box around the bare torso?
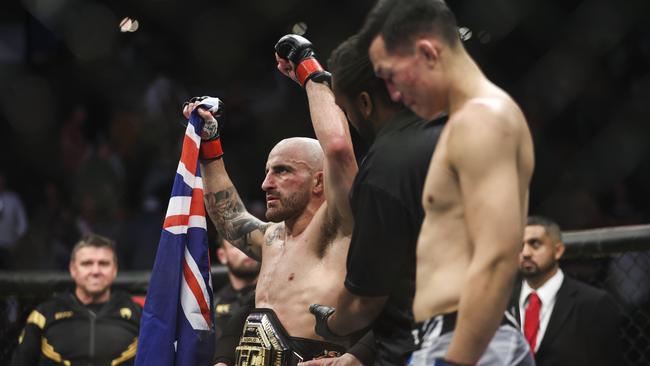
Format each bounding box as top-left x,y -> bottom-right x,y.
255,205 -> 349,339
413,84 -> 534,322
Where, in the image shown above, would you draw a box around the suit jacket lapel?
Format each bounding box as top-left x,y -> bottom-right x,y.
510,281 -> 523,327
538,277 -> 576,354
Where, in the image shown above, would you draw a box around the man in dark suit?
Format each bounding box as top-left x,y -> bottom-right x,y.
511,215 -> 623,366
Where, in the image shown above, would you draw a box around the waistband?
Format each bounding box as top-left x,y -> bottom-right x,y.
414,311 -> 518,347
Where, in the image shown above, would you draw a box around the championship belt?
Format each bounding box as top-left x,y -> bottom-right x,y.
235,308 -> 345,366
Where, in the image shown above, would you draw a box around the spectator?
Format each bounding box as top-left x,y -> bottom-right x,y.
213,238 -> 259,339
211,238 -> 259,366
511,216 -> 623,365
0,171 -> 28,270
12,234 -> 142,366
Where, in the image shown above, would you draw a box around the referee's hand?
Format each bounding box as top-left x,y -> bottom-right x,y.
298,353 -> 363,366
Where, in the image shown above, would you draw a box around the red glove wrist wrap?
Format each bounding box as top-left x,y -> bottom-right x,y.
200,138 -> 223,160
296,58 -> 324,87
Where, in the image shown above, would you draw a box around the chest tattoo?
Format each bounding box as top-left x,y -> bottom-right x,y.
265,225 -> 285,246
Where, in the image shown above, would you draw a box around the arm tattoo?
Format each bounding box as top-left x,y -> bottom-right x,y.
204,186 -> 270,257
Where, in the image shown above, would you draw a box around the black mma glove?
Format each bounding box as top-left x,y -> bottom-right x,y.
275,34 -> 331,87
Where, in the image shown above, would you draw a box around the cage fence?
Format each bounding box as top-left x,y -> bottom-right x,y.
1,226 -> 649,365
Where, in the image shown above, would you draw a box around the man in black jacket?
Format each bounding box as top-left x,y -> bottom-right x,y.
12,234 -> 142,366
511,216 -> 623,366
213,238 -> 259,341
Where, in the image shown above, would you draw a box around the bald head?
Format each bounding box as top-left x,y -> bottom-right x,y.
268,137 -> 324,173
263,137 -> 325,223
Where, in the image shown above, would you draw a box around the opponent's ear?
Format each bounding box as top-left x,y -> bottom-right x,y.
415,39 -> 440,67
357,92 -> 374,119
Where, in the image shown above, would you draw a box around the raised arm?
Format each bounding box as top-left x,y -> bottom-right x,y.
184,100 -> 270,260
444,104 -> 527,364
275,35 -> 357,233
305,81 -> 357,232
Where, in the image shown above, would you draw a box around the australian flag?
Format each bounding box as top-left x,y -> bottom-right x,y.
135,101 -> 217,365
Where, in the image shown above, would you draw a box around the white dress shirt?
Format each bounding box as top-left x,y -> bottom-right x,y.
518,269 -> 564,352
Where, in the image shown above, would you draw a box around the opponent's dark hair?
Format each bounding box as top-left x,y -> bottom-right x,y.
374,0 -> 460,53
328,34 -> 395,107
527,215 -> 562,243
357,0 -> 398,51
70,233 -> 118,264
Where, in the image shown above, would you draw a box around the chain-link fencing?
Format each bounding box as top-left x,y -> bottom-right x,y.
1,226 -> 649,364
562,225 -> 650,365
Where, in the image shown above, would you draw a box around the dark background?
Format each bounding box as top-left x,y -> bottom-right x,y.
1,0 -> 649,270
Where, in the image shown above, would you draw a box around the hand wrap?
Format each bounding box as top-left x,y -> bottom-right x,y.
183,96 -> 225,160
275,34 -> 331,87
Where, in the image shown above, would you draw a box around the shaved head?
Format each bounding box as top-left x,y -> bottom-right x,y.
262,137 -> 325,223
269,137 -> 324,173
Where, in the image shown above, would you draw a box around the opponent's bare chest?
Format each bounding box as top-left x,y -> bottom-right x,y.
422,132 -> 460,214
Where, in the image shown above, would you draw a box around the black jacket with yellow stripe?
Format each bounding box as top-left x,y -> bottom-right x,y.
12,290 -> 141,366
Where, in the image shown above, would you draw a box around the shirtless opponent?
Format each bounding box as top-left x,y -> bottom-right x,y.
183,58 -> 357,363
363,0 -> 535,364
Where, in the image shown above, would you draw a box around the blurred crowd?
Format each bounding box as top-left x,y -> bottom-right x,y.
1,0 -> 650,272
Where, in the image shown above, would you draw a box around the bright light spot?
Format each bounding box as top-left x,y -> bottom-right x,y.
458,27 -> 472,41
292,22 -> 307,35
119,17 -> 139,33
478,30 -> 491,44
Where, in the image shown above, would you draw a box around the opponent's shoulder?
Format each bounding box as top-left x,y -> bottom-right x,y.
453,93 -> 523,133
448,92 -> 526,152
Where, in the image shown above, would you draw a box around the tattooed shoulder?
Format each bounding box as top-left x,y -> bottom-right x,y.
265,224 -> 285,246
205,187 -> 263,236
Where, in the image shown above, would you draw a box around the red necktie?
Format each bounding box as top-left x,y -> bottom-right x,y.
524,292 -> 542,354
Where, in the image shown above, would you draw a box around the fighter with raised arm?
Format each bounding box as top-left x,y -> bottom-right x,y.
183,37 -> 357,364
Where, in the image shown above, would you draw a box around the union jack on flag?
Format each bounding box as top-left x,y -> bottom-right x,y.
135,100 -> 218,365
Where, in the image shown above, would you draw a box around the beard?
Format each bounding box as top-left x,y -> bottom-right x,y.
519,259 -> 555,279
353,118 -> 376,143
265,189 -> 310,222
228,262 -> 260,280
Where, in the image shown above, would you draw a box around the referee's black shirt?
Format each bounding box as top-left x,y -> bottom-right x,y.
345,109 -> 445,366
